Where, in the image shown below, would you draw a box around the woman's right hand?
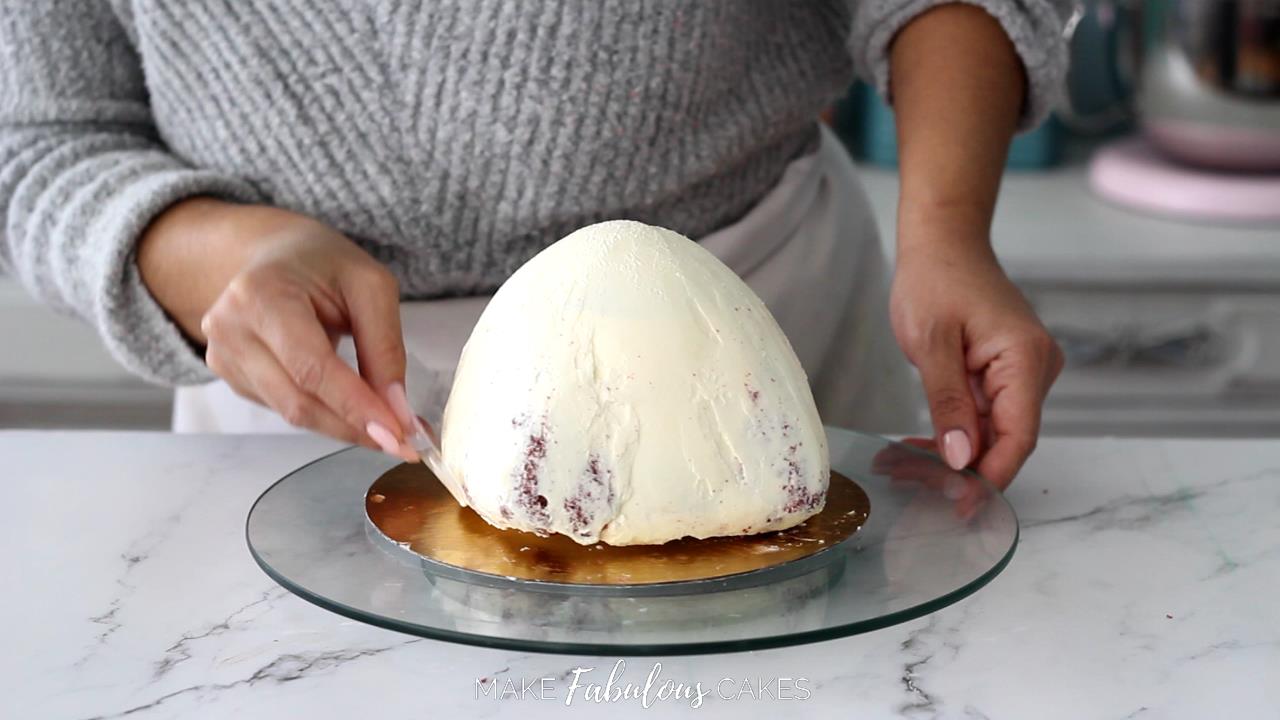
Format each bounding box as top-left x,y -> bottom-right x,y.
138,198 -> 419,460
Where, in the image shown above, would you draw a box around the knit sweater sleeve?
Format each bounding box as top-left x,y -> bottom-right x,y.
850,0 -> 1074,130
0,1 -> 262,385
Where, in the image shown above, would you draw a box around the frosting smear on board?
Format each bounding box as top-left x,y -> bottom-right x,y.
440,220 -> 829,546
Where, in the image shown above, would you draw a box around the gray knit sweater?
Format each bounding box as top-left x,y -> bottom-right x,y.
0,0 -> 1069,386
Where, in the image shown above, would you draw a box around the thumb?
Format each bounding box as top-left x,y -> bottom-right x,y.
915,327 -> 981,471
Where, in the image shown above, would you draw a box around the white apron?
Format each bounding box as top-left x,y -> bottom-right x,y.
173,125 -> 922,435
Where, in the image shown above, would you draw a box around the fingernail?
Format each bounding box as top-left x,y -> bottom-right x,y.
366,421 -> 401,458
382,383 -> 423,462
942,429 -> 972,471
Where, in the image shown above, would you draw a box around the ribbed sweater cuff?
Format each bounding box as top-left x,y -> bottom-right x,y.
87,155 -> 262,386
852,0 -> 1069,131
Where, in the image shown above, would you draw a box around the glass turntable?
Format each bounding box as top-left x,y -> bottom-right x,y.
246,428 -> 1017,655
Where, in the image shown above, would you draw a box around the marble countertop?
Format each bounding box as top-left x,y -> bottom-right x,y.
4,432 -> 1278,719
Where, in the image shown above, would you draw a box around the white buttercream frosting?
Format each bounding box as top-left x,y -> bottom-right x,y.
441,220 -> 829,545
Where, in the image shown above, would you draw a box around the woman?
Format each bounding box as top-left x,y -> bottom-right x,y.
0,1 -> 1065,489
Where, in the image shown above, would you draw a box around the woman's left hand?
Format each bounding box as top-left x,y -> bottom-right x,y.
889,232 -> 1064,490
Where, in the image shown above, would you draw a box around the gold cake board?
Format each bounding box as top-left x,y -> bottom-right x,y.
365,464 -> 869,596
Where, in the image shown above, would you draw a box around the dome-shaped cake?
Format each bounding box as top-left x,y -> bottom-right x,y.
441,220 -> 829,545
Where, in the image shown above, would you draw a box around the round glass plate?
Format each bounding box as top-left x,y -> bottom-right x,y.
246,428 -> 1018,655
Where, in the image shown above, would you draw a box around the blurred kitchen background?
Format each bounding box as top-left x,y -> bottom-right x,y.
4,0 -> 1280,436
